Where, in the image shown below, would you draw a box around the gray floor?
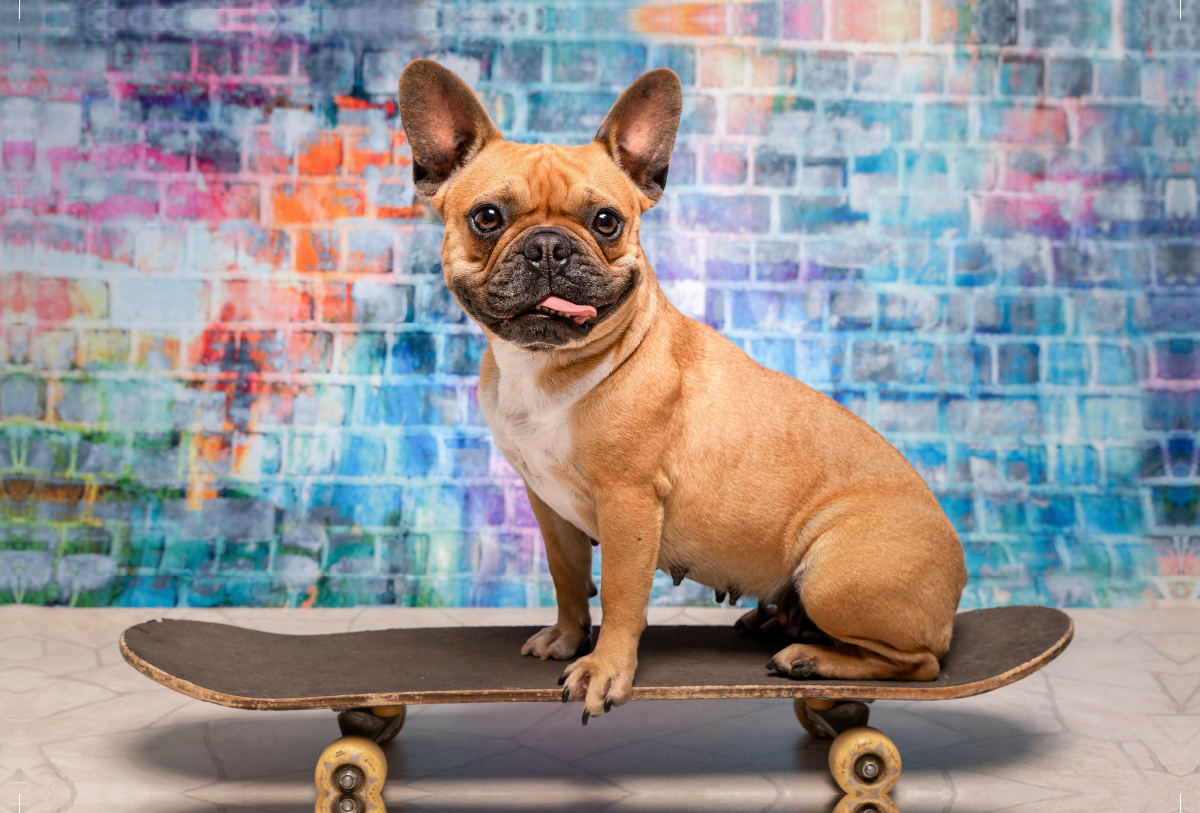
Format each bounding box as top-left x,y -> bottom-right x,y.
2,603 -> 1198,813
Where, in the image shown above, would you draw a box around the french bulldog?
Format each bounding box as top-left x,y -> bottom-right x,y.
397,60 -> 968,722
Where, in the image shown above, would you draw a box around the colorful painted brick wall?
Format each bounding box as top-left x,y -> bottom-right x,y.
2,0 -> 1197,608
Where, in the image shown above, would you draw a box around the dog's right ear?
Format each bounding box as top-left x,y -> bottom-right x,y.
398,59 -> 503,198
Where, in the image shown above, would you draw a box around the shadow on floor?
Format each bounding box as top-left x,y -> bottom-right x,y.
129,702 -> 1045,813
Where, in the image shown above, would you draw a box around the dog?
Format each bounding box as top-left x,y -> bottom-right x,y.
397,60 -> 968,721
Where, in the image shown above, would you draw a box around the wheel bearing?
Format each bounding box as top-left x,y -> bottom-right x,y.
335,764 -> 365,792
854,753 -> 884,783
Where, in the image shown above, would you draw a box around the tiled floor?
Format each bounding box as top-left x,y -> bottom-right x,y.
2,603 -> 1198,813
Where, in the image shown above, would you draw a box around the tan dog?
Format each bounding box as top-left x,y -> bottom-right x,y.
397,60 -> 968,721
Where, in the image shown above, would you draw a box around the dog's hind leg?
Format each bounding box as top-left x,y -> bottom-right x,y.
767,507 -> 964,681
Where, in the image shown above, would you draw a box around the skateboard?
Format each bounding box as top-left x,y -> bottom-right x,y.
121,605 -> 1072,813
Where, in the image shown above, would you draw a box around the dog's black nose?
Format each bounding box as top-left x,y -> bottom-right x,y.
523,229 -> 572,265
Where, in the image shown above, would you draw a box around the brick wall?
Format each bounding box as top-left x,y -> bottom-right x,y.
1,0 -> 1197,607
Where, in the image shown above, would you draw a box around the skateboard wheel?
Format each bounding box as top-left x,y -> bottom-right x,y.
831,792 -> 900,813
827,726 -> 901,796
793,698 -> 831,739
315,735 -> 386,813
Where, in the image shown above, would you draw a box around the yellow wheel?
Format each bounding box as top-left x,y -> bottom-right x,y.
315,735 -> 387,813
831,792 -> 900,813
827,726 -> 901,796
793,698 -> 832,738
371,705 -> 406,745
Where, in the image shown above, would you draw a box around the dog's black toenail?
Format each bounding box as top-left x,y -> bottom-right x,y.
557,672 -> 566,686
766,659 -> 776,671
581,709 -> 590,726
604,698 -> 612,713
562,686 -> 569,703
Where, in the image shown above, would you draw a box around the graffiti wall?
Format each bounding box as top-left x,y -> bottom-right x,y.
1,0 -> 1197,608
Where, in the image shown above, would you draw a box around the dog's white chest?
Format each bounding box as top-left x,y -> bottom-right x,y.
480,343 -> 610,538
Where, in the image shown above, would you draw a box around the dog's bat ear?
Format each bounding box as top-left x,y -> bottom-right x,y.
398,59 -> 503,197
594,68 -> 683,204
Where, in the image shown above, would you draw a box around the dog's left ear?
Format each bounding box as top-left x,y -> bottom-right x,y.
594,69 -> 682,204
398,59 -> 503,198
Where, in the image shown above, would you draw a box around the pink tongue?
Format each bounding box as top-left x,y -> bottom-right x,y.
540,296 -> 597,325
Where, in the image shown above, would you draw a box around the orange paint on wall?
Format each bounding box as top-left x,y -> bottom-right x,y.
375,201 -> 422,221
240,330 -> 282,372
345,133 -> 391,174
298,131 -> 343,175
318,284 -> 355,323
928,1 -> 968,44
190,432 -> 232,475
287,331 -> 332,373
393,130 -> 411,167
135,333 -> 181,372
272,182 -> 366,224
294,229 -> 341,273
217,281 -> 315,322
630,3 -> 725,35
833,0 -> 919,43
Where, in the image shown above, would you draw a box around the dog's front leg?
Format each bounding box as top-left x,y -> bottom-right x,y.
560,489 -> 661,721
521,481 -> 595,660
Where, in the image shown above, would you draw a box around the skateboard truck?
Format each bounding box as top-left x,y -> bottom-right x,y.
796,698 -> 872,738
336,706 -> 407,745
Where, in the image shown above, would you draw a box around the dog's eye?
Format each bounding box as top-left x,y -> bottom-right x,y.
472,206 -> 503,232
593,211 -> 619,236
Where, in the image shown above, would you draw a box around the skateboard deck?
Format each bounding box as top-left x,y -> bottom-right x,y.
121,605 -> 1072,710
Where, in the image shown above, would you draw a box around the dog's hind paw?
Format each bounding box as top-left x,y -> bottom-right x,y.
735,606 -> 781,637
768,645 -> 820,678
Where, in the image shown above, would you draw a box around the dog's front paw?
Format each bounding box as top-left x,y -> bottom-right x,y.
559,650 -> 635,723
521,623 -> 591,660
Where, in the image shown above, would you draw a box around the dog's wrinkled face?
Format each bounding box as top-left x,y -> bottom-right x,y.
437,143 -> 643,350
398,61 -> 682,351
